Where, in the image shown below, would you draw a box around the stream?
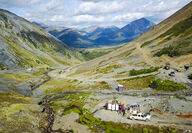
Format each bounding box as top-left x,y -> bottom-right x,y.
41,96 -> 73,133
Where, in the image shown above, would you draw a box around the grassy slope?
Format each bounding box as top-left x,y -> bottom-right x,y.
0,10 -> 84,70
0,92 -> 43,133
79,45 -> 123,60
141,15 -> 192,57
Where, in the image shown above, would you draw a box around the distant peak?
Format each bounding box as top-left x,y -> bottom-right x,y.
133,17 -> 150,22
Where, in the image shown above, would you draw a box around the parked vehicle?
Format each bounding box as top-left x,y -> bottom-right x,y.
177,66 -> 184,72
129,113 -> 151,121
169,72 -> 175,77
184,65 -> 190,70
164,65 -> 170,70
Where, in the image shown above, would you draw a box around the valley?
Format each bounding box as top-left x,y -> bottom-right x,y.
0,1 -> 192,133
34,18 -> 155,48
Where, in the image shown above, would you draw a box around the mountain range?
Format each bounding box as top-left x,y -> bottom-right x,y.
0,9 -> 83,70
0,2 -> 192,132
33,18 -> 155,48
67,1 -> 192,74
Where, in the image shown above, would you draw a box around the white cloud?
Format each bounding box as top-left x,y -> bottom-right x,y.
74,15 -> 105,23
75,1 -> 129,15
0,0 -> 45,7
0,0 -> 191,27
111,13 -> 145,22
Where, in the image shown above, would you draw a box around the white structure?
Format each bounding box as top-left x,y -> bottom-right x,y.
107,103 -> 119,111
112,104 -> 115,111
107,103 -> 112,110
118,84 -> 124,91
115,104 -> 119,110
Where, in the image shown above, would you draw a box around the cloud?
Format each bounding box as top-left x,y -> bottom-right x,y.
75,1 -> 129,15
0,0 -> 45,7
0,0 -> 191,27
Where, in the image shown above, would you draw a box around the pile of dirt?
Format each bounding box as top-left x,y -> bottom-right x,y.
152,108 -> 163,114
176,114 -> 192,118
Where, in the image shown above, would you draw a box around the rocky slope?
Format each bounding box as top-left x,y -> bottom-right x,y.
0,9 -> 84,70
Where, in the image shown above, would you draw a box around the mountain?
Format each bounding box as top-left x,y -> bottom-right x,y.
114,18 -> 155,42
120,18 -> 155,37
67,1 -> 192,75
33,18 -> 155,48
32,21 -> 48,30
54,28 -> 93,48
0,9 -> 84,70
86,26 -> 120,38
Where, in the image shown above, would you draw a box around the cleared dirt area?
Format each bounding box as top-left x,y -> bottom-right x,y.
47,91 -> 192,133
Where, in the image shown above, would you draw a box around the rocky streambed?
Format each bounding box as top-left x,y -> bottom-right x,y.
40,96 -> 73,133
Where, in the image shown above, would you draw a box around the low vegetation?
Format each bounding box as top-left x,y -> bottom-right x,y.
158,15 -> 192,38
0,92 -> 39,133
43,79 -> 112,94
118,75 -> 155,89
95,64 -> 122,74
141,40 -> 154,48
113,71 -> 129,78
129,67 -> 159,76
44,79 -> 84,94
113,48 -> 136,58
0,73 -> 34,82
51,92 -> 178,133
188,74 -> 192,80
154,41 -> 191,57
141,15 -> 192,49
89,81 -> 112,90
150,79 -> 189,91
0,62 -> 7,70
80,45 -> 122,60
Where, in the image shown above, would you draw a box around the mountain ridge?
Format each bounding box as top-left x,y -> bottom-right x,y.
33,18 -> 155,48
65,1 -> 192,74
0,9 -> 84,70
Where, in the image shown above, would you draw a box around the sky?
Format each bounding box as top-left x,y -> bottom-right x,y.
0,0 -> 191,28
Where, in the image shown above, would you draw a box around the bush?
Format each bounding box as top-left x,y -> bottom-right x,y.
118,75 -> 155,89
129,67 -> 159,76
188,74 -> 192,80
150,79 -> 189,91
0,63 -> 7,70
154,41 -> 191,57
154,46 -> 181,57
141,40 -> 154,48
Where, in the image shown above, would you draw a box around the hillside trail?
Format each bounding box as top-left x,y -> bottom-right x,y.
54,71 -> 158,83
87,71 -> 159,82
160,55 -> 171,64
135,42 -> 158,67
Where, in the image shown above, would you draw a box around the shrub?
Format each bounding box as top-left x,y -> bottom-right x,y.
188,74 -> 192,80
129,67 -> 159,76
150,79 -> 189,91
118,75 -> 155,89
154,41 -> 191,57
0,63 -> 7,70
154,46 -> 181,57
141,40 -> 154,48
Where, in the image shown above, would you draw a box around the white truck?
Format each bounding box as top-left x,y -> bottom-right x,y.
129,113 -> 151,121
